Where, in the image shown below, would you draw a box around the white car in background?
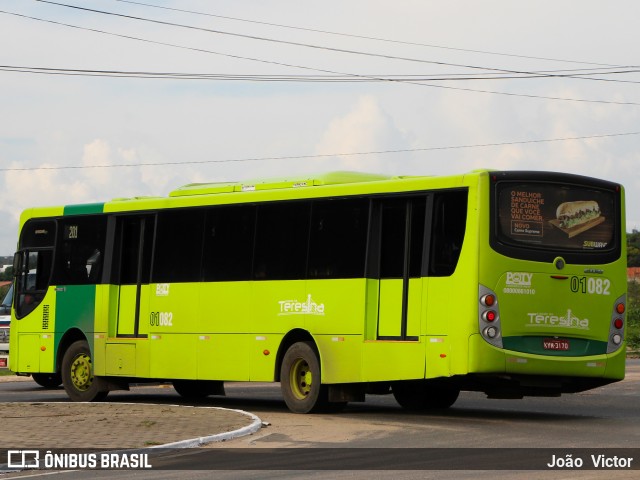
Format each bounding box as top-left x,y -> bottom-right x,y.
0,284 -> 11,369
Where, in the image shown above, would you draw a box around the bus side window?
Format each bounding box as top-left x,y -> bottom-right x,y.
429,191 -> 468,277
152,210 -> 205,283
202,206 -> 255,282
14,219 -> 56,319
254,202 -> 310,281
16,250 -> 53,318
52,217 -> 107,285
308,198 -> 369,279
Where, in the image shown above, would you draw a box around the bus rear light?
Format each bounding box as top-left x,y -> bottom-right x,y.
607,294 -> 626,354
481,294 -> 496,307
483,310 -> 497,322
484,326 -> 498,339
479,285 -> 502,348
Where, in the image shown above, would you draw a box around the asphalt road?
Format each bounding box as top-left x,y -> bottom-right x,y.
1,360 -> 639,479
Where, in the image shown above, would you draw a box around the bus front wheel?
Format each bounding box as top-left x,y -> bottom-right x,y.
61,340 -> 108,402
32,372 -> 62,389
280,341 -> 327,414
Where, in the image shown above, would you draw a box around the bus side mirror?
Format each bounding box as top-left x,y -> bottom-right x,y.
12,252 -> 22,277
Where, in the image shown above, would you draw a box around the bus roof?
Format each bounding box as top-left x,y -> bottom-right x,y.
20,169 -> 495,224
168,171 -> 393,197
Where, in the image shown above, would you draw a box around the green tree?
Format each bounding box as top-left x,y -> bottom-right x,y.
0,267 -> 13,281
627,281 -> 640,350
628,230 -> 640,267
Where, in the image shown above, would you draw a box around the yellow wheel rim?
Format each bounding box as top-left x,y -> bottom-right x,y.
289,358 -> 312,400
70,353 -> 93,392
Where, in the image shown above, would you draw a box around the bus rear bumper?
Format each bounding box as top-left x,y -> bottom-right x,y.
464,334 -> 626,397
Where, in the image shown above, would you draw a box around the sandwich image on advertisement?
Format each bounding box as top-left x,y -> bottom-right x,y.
551,200 -> 604,236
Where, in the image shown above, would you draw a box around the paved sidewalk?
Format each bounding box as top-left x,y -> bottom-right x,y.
0,375 -> 262,449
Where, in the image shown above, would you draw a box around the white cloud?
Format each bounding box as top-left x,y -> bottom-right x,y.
314,95 -> 410,173
82,139 -> 113,186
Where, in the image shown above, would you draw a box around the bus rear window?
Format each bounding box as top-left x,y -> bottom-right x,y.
494,181 -> 618,254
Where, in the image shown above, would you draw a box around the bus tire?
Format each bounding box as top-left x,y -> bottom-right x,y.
32,372 -> 62,389
61,340 -> 108,402
392,380 -> 459,410
280,341 -> 327,414
173,380 -> 225,400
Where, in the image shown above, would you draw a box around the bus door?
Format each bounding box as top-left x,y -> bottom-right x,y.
109,215 -> 154,338
375,197 -> 427,340
363,196 -> 428,381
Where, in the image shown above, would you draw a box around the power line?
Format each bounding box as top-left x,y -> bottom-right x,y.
2,131 -> 638,172
33,0 -> 640,83
3,9 -> 640,106
3,65 -> 640,83
111,0 -> 620,68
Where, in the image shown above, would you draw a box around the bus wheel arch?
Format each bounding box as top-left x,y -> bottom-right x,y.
60,336 -> 108,402
56,328 -> 87,374
274,329 -> 317,382
280,340 -> 330,413
32,372 -> 62,388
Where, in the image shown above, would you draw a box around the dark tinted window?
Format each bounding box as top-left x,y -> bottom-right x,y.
308,199 -> 369,278
430,190 -> 468,276
15,249 -> 53,318
20,220 -> 56,248
495,182 -> 616,252
254,202 -> 310,280
409,198 -> 426,277
376,197 -> 426,279
152,209 -> 205,283
203,206 -> 255,281
52,216 -> 107,285
379,199 -> 406,279
114,216 -> 154,285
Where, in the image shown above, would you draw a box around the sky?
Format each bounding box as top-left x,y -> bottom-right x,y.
1,0 -> 640,255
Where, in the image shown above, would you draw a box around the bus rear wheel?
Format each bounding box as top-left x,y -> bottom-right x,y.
392,380 -> 460,410
280,341 -> 328,414
61,340 -> 108,402
32,372 -> 62,389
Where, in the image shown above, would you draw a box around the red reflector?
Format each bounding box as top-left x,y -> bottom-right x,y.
484,311 -> 497,322
616,303 -> 625,314
482,294 -> 495,307
614,318 -> 624,329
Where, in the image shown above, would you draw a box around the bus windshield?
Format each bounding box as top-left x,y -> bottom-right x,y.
491,173 -> 621,263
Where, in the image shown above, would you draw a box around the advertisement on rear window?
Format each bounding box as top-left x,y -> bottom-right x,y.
496,183 -> 616,251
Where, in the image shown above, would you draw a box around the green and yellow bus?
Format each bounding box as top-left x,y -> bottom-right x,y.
9,170 -> 627,413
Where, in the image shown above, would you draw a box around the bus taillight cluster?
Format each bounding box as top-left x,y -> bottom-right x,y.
607,296 -> 626,353
479,287 -> 502,348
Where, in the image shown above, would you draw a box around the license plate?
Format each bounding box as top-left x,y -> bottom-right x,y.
543,338 -> 570,351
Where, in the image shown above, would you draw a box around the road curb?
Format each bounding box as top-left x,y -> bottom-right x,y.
149,406 -> 263,448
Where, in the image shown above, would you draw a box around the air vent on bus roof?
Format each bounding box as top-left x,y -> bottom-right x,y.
169,171 -> 392,197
